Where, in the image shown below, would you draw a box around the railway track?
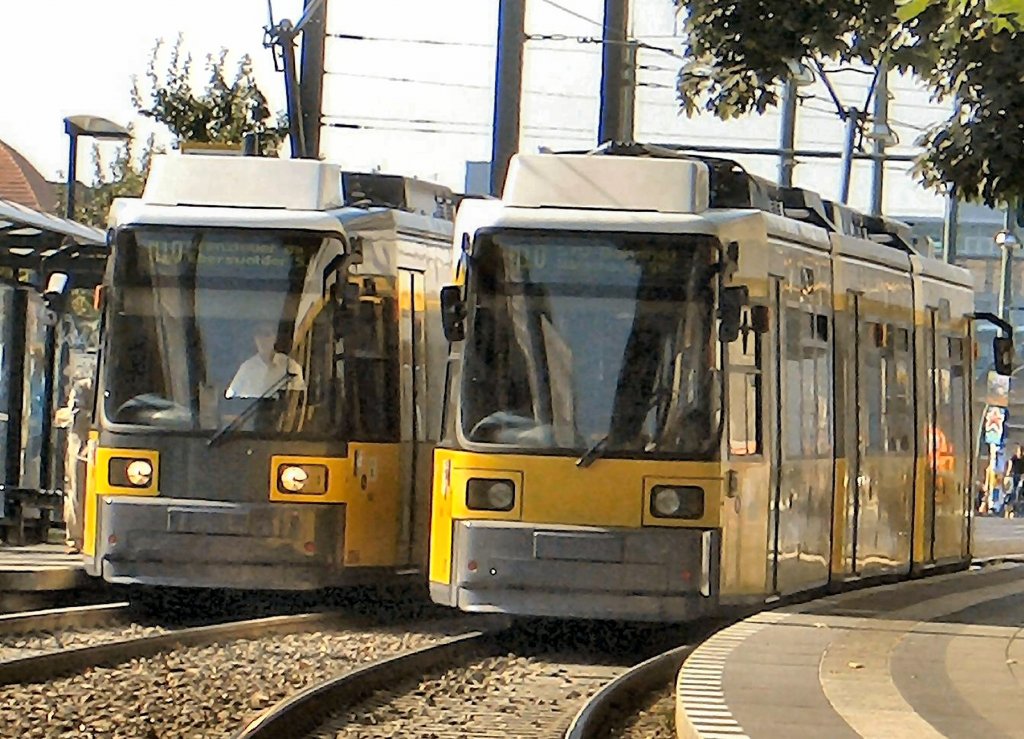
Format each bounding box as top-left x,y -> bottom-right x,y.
0,601 -> 131,636
238,620 -> 702,739
0,607 -> 492,738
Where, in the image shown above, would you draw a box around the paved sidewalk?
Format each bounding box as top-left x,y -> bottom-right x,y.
676,564 -> 1024,739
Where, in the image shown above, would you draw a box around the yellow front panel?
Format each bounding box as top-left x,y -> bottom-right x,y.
429,449 -> 723,586
640,476 -> 722,528
82,432 -> 100,558
269,455 -> 349,503
340,443 -> 402,567
270,447 -> 402,567
94,447 -> 160,497
449,469 -> 525,520
429,451 -> 456,585
441,450 -> 721,527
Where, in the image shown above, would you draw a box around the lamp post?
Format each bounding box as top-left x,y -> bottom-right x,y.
64,116 -> 131,220
996,227 -> 1020,325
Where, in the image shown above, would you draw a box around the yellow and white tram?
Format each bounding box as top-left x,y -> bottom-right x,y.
428,144 -> 1009,620
83,154 -> 453,589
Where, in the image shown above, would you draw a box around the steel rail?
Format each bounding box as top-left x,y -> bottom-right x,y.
565,642 -> 696,739
0,602 -> 130,636
234,629 -> 502,739
0,611 -> 344,685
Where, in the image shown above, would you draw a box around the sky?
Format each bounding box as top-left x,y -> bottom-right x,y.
2,0 -> 956,218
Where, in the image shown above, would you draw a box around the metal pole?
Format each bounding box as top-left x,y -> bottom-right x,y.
599,0 -> 632,144
943,188 -> 959,263
1001,199 -> 1018,322
298,0 -> 327,159
38,322 -> 57,492
778,79 -> 797,187
65,133 -> 78,220
490,0 -> 526,197
838,108 -> 859,204
280,21 -> 307,159
869,65 -> 888,215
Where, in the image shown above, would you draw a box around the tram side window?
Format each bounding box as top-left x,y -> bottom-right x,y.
882,325 -> 914,452
783,307 -> 831,459
862,321 -> 886,454
783,308 -> 806,458
933,336 -> 958,470
727,331 -> 762,457
338,295 -> 400,442
948,337 -> 967,462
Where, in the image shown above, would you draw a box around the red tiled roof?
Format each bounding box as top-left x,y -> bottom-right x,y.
0,140 -> 58,214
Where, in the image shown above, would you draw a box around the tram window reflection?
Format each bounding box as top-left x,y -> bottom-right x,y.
460,232 -> 718,459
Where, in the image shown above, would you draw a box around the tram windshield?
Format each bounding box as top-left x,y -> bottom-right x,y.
461,231 -> 719,459
104,227 -> 345,437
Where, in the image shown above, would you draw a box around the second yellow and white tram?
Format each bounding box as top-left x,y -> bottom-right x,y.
428,144 -> 1009,620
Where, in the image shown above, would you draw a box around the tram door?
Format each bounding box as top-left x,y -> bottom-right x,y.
922,309 -> 939,565
845,294 -> 865,575
398,268 -> 428,566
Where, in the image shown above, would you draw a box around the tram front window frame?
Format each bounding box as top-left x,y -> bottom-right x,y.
457,229 -> 721,461
101,226 -> 350,441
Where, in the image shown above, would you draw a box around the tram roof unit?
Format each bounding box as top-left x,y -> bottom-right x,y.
493,144 -> 963,267
110,154 -> 457,236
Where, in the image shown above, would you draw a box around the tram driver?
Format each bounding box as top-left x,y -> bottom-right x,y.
225,321 -> 306,399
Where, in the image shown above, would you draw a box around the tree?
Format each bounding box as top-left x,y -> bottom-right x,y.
63,36 -> 286,227
132,35 -> 287,155
673,0 -> 1024,206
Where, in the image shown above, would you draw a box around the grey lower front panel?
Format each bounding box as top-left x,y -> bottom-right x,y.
90,497 -> 345,590
433,520 -> 720,622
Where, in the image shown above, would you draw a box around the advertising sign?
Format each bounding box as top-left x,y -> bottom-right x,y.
984,405 -> 1008,446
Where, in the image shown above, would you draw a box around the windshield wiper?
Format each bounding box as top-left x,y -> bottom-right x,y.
576,435 -> 609,469
207,372 -> 296,448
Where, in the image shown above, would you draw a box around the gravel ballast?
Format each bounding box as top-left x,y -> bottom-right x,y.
0,623 -> 461,738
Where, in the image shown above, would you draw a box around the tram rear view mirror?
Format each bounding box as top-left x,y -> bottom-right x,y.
440,285 -> 466,342
93,285 -> 106,311
994,335 -> 1014,376
719,286 -> 749,343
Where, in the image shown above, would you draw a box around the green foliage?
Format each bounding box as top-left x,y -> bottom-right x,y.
54,130 -> 155,228
674,0 -> 1024,205
132,35 -> 287,155
675,1 -> 899,117
61,35 -> 287,227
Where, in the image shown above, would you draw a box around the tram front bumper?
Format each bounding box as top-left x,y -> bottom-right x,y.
90,497 -> 345,590
432,520 -> 719,622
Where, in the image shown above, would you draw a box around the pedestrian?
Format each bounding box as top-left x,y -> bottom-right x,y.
54,370 -> 94,553
1004,445 -> 1024,518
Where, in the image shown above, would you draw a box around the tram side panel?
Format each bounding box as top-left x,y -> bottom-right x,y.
831,243 -> 915,580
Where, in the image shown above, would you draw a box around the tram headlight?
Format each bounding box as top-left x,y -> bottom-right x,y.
277,464 -> 328,494
109,457 -> 155,488
650,485 -> 704,519
466,478 -> 516,512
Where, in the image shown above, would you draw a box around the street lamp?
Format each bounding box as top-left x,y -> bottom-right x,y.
64,115 -> 131,220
